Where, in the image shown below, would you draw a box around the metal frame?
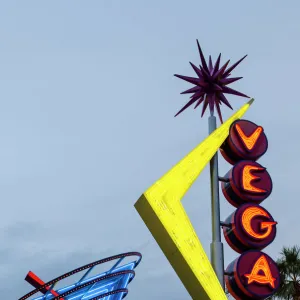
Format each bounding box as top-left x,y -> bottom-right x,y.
20,252 -> 142,300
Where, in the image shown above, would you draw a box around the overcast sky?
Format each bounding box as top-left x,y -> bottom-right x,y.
0,1 -> 299,299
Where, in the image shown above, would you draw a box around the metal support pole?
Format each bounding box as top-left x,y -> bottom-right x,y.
208,115 -> 225,290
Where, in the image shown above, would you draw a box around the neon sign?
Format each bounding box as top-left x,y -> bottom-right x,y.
223,204 -> 277,253
244,254 -> 276,288
222,119 -> 280,300
225,250 -> 280,299
220,119 -> 268,164
242,164 -> 267,193
221,160 -> 273,207
235,123 -> 263,152
134,102 -> 255,300
241,206 -> 277,240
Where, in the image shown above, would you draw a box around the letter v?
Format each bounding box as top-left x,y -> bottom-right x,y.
235,123 -> 263,151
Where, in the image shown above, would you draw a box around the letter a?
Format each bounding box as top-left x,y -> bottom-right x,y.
235,123 -> 263,151
244,255 -> 276,288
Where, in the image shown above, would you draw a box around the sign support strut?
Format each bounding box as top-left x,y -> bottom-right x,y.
208,112 -> 225,290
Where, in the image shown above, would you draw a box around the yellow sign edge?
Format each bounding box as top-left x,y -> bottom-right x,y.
135,99 -> 254,300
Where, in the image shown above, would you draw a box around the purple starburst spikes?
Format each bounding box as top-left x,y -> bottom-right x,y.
174,40 -> 250,123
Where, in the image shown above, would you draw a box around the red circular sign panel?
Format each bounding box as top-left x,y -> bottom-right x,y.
225,250 -> 280,300
220,119 -> 268,165
223,204 -> 277,253
221,160 -> 273,207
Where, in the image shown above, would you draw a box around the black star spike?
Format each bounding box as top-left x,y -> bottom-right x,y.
174,40 -> 250,122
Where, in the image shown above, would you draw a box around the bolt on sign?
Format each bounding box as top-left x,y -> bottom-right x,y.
220,119 -> 280,300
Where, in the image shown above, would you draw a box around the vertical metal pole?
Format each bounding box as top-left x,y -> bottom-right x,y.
208,114 -> 225,290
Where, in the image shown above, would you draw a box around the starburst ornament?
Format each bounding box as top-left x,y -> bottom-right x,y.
174,40 -> 250,122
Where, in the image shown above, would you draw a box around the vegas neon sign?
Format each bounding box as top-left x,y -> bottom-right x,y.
221,119 -> 280,299
134,100 -> 281,300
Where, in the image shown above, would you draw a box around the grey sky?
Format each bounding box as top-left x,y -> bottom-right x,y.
0,1 -> 299,299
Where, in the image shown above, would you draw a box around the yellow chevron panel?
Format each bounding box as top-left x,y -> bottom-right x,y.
135,99 -> 254,300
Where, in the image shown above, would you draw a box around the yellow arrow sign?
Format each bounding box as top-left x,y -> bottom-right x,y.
135,99 -> 254,300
